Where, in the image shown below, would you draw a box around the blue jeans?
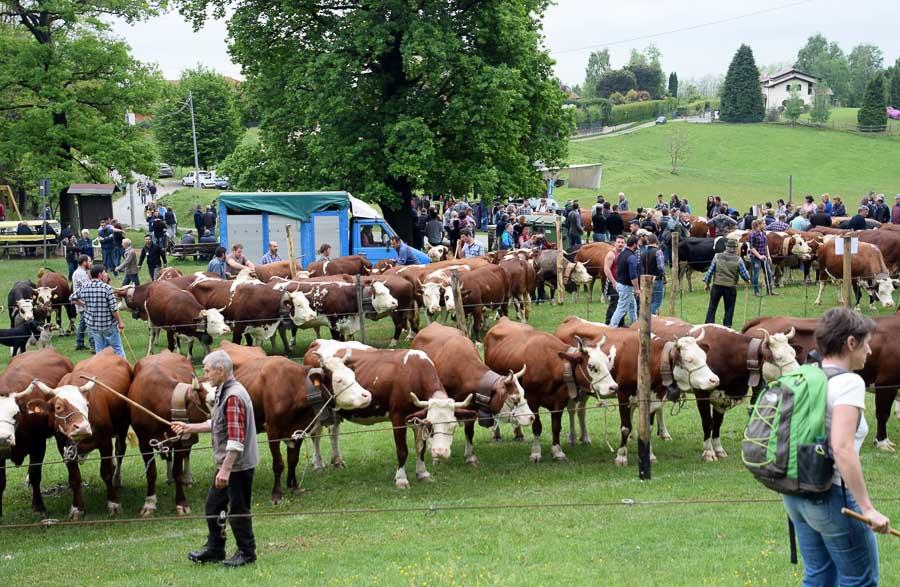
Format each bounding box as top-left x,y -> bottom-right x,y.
783,485 -> 879,587
89,326 -> 125,357
75,313 -> 88,348
568,232 -> 582,249
101,248 -> 115,271
592,232 -> 609,242
751,256 -> 773,293
651,279 -> 665,315
610,283 -> 637,327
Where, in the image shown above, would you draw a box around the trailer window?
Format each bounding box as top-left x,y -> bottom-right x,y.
360,224 -> 387,247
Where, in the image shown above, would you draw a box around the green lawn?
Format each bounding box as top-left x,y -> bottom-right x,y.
0,253 -> 897,585
558,122 -> 900,214
799,107 -> 900,131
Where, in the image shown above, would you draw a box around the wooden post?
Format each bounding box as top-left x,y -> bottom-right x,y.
637,274 -> 653,481
450,268 -> 467,334
285,224 -> 298,280
355,274 -> 367,344
788,175 -> 793,205
555,215 -> 564,305
669,231 -> 679,317
842,235 -> 852,308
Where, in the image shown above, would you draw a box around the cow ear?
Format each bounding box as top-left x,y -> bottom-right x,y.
790,344 -> 805,358
26,399 -> 50,416
557,350 -> 581,362
697,342 -> 711,355
405,408 -> 428,424
309,371 -> 323,388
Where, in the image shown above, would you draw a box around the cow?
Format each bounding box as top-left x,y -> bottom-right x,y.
813,239 -> 897,308
144,280 -> 231,356
853,229 -> 900,277
443,263 -> 510,339
0,348 -> 73,516
373,258 -> 398,273
690,217 -> 709,238
412,322 -> 534,465
360,274 -> 418,346
574,242 -> 614,302
224,347 -> 372,503
743,315 -> 900,451
484,317 -> 618,463
156,267 -> 184,281
425,245 -> 449,262
25,349 -> 132,519
251,259 -> 304,283
677,237 -> 729,292
304,340 -> 475,488
641,318 -> 800,461
765,232 -> 813,287
129,351 -> 215,516
533,250 -> 592,302
307,255 -> 373,278
7,280 -> 37,327
36,269 -> 75,334
555,316 -> 720,466
499,254 -> 535,321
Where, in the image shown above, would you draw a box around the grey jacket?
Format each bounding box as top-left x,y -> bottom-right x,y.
211,377 -> 259,472
116,247 -> 138,275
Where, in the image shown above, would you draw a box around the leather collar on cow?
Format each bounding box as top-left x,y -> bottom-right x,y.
475,370 -> 503,427
562,347 -> 584,400
660,341 -> 677,391
746,338 -> 763,388
305,369 -> 335,426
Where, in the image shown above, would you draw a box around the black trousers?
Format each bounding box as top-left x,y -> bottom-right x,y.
705,284 -> 737,328
605,281 -> 620,325
205,468 -> 256,555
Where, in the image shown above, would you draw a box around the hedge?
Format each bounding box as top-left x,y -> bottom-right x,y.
608,99 -> 677,126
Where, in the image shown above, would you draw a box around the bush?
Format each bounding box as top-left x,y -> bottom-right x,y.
809,90 -> 831,124
636,90 -> 651,101
609,92 -> 626,105
624,89 -> 640,103
857,74 -> 887,131
764,108 -> 781,123
596,69 -> 637,97
608,98 -> 676,125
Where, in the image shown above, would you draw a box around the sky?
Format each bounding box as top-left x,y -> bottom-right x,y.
113,0 -> 900,85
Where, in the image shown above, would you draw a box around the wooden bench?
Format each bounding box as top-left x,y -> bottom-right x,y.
170,242 -> 219,261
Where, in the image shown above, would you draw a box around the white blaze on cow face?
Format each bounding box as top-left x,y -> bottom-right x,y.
15,299 -> 34,322
570,262 -> 592,286
761,332 -> 800,382
370,281 -> 398,314
310,339 -> 374,360
871,277 -> 897,307
35,380 -> 94,440
423,282 -> 445,314
200,308 -> 231,336
584,343 -> 618,398
496,367 -> 534,427
672,337 -> 720,391
318,353 -> 372,410
0,392 -> 27,448
410,392 -> 470,461
426,245 -> 447,262
34,286 -> 56,307
791,235 -> 812,260
285,290 -> 317,325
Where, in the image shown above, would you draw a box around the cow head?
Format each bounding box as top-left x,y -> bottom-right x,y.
563,261 -> 592,292
426,245 -> 448,263
113,285 -> 136,312
789,235 -> 812,260
370,281 -> 398,314
754,327 -> 801,382
866,275 -> 897,308
13,298 -> 34,322
407,391 -> 475,461
282,290 -> 317,326
32,286 -> 56,307
422,282 -> 444,315
562,336 -> 618,398
671,331 -> 720,391
492,366 -> 534,427
0,390 -> 32,452
27,380 -> 94,440
199,308 -> 231,337
313,350 -> 372,410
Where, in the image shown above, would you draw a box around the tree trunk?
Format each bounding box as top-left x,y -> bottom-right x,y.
382,176 -> 414,243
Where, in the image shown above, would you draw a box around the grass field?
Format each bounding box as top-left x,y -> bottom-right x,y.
799,107 -> 900,131
0,250 -> 897,585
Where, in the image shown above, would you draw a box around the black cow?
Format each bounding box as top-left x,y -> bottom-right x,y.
7,281 -> 37,327
0,320 -> 43,356
677,237 -> 730,292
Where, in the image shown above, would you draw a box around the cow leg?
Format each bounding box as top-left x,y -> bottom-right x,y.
711,409 -> 728,458
695,393 -> 717,462
874,388 -> 898,451
566,400 -> 577,446
549,408 -> 567,461
139,438 -> 158,517
615,392 -> 632,466
63,458 -> 85,520
182,451 -> 193,486
388,313 -> 402,347
814,280 -> 825,305
463,420 -> 479,466
530,407 -> 543,463
269,437 -> 285,504
285,442 -> 302,488
656,404 -> 673,441
98,439 -> 122,515
311,424 -> 326,470
168,449 -> 189,515
329,421 -> 345,468
392,417 -> 410,488
577,399 -> 591,445
414,427 -> 431,482
25,439 -> 48,514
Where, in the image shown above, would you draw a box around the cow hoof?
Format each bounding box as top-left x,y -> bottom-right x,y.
580,436 -> 592,446
466,455 -> 480,467
568,435 -> 577,447
107,502 -> 122,516
649,453 -> 657,464
530,453 -> 542,464
388,339 -> 398,349
332,459 -> 346,469
176,505 -> 191,516
614,455 -> 628,467
416,472 -> 433,482
552,453 -> 567,463
68,507 -> 84,521
395,479 -> 410,489
714,448 -> 728,458
313,462 -> 326,472
271,494 -> 283,506
513,432 -> 526,442
702,450 -> 718,462
875,438 -> 896,452
659,431 -> 673,441
286,477 -> 298,489
140,503 -> 157,517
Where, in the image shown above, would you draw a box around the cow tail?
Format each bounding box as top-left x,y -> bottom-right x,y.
126,427 -> 139,447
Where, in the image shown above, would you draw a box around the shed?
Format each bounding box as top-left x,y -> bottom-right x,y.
61,184 -> 119,231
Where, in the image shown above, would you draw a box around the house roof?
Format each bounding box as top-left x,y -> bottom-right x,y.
760,68 -> 819,87
66,184 -> 119,196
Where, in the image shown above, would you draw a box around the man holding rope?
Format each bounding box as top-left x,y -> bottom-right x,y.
172,351 -> 258,567
69,266 -> 125,357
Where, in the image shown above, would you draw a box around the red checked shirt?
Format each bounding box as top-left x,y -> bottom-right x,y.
224,395 -> 246,453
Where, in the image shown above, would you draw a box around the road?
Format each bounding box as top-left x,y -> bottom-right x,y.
571,115 -> 711,142
112,179 -> 180,227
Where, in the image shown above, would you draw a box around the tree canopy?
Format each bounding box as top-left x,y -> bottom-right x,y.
177,0 -> 572,240
847,44 -> 883,108
0,1 -> 162,211
581,49 -> 610,99
794,34 -> 851,106
720,44 -> 765,123
857,73 -> 887,131
596,69 -> 637,97
668,72 -> 678,98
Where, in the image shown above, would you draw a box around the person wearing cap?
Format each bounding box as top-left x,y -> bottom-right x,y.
891,195 -> 900,225
872,195 -> 890,224
703,238 -> 750,328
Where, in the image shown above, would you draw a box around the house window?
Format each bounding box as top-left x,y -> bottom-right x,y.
797,83 -> 802,93
785,84 -> 791,91
808,84 -> 813,95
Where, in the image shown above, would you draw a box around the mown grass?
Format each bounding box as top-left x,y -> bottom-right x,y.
0,252 -> 897,586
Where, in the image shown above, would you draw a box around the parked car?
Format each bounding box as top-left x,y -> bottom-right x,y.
214,176 -> 230,189
158,163 -> 173,178
526,197 -> 562,213
655,116 -> 667,125
182,170 -> 211,187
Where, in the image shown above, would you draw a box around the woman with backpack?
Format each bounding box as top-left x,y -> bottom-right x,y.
782,308 -> 890,585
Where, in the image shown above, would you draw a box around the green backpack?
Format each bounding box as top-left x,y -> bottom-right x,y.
742,364 -> 846,495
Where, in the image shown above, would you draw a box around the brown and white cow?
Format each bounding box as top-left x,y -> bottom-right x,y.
26,349 -> 133,518
304,340 -> 475,488
555,316 -> 719,466
425,244 -> 450,263
574,242 -> 615,302
144,280 -> 231,356
250,259 -> 304,283
36,269 -> 75,334
360,274 -> 418,346
498,253 -> 535,321
307,255 -> 373,278
641,318 -> 799,461
484,317 -> 618,463
0,348 -> 73,516
743,315 -> 900,451
533,250 -> 592,301
765,232 -> 813,286
412,322 -> 534,466
442,264 -> 510,339
813,239 -> 897,308
129,351 -> 215,516
156,267 -> 184,281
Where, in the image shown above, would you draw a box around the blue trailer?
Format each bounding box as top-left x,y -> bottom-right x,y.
217,191 -> 429,268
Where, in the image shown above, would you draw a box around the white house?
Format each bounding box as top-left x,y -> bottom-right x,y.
760,69 -> 828,109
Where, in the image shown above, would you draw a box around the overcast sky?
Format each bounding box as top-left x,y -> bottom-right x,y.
113,0 -> 900,85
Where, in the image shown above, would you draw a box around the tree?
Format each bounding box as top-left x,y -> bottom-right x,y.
0,1 -> 162,211
178,0 -> 573,242
848,44 -> 883,107
152,67 -> 243,169
625,63 -> 664,99
720,44 -> 765,123
668,72 -> 678,98
809,88 -> 831,124
857,73 -> 887,131
596,69 -> 637,97
795,34 -> 851,105
887,58 -> 900,107
581,49 -> 610,99
666,126 -> 690,174
783,88 -> 804,125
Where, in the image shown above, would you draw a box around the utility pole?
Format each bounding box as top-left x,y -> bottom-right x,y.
188,91 -> 201,189
39,179 -> 49,266
128,182 -> 136,227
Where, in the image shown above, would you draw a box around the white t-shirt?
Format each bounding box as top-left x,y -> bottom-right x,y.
823,369 -> 869,485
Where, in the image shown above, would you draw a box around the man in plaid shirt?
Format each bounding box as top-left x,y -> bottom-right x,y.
69,266 -> 125,356
173,351 -> 259,568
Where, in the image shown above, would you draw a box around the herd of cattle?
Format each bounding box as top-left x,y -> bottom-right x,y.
1,215 -> 900,521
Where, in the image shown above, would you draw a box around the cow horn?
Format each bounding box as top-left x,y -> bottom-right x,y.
12,383 -> 36,399
786,327 -> 796,340
597,334 -> 607,348
35,380 -> 56,396
513,364 -> 526,379
573,335 -> 585,352
409,393 -> 429,408
456,394 -> 473,408
78,380 -> 95,395
191,376 -> 200,391
694,328 -> 705,342
754,327 -> 771,340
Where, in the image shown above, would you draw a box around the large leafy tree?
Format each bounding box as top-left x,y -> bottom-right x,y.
581,49 -> 610,99
178,0 -> 572,240
625,63 -> 664,99
887,58 -> 900,108
152,67 -> 243,169
596,69 -> 637,97
794,34 -> 851,106
847,44 -> 883,107
720,44 -> 765,123
857,73 -> 887,131
0,1 -> 162,211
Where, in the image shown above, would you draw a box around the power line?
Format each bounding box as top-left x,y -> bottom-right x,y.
551,0 -> 814,56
